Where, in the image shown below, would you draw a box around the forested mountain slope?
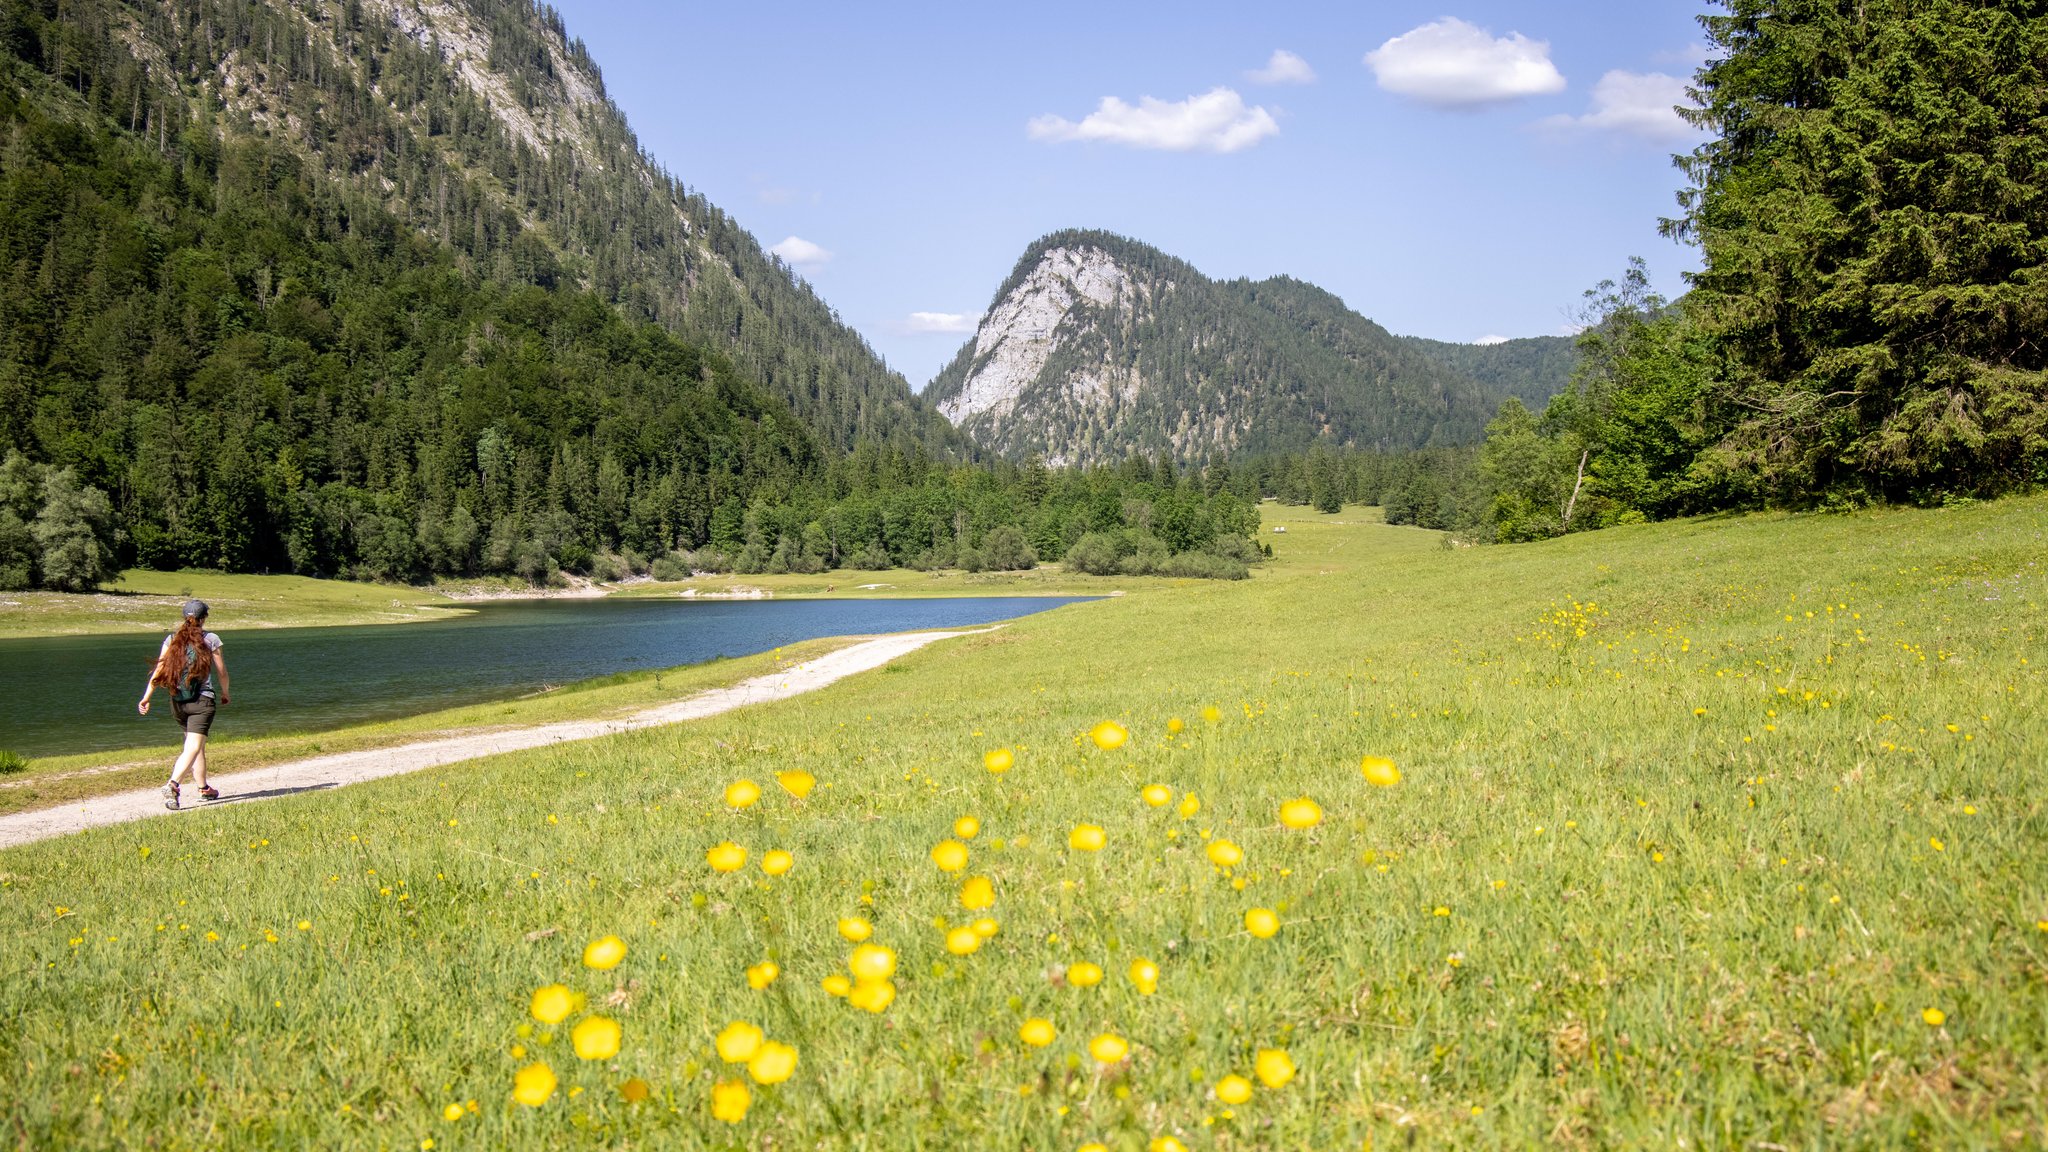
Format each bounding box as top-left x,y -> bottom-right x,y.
1400,333 -> 1576,408
2,0 -> 954,453
924,229 -> 1503,466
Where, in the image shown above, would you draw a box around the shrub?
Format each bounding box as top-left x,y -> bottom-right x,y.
0,748 -> 27,775
1063,532 -> 1123,575
981,525 -> 1037,571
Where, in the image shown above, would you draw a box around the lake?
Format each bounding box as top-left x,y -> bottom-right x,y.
0,596 -> 1090,760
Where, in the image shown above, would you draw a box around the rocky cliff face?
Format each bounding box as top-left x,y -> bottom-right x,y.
926,230 -> 1503,466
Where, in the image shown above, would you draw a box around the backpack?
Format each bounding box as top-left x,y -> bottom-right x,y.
171,641 -> 210,704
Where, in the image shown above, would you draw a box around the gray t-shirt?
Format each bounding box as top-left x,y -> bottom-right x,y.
159,631 -> 224,698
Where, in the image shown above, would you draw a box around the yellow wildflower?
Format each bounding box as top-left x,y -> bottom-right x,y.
582,935 -> 627,971
1215,1074 -> 1252,1104
715,1021 -> 764,1063
1279,797 -> 1323,829
746,961 -> 780,990
1167,717 -> 1186,734
1020,1018 -> 1056,1047
1089,1033 -> 1129,1064
724,779 -> 761,809
748,1041 -> 798,1085
821,973 -> 851,997
946,926 -> 983,955
1128,958 -> 1159,995
1922,1007 -> 1946,1027
1244,908 -> 1280,938
960,875 -> 995,910
847,979 -> 896,1013
571,1016 -> 621,1061
710,1079 -> 750,1124
1206,839 -> 1243,868
1254,1048 -> 1295,1088
761,850 -> 794,876
1142,784 -> 1173,808
775,770 -> 816,799
954,815 -> 981,839
837,917 -> 872,942
1361,755 -> 1401,787
849,944 -> 897,982
984,748 -> 1014,774
706,842 -> 747,873
1069,824 -> 1107,852
530,984 -> 575,1025
1089,721 -> 1129,750
931,839 -> 970,872
1067,961 -> 1104,987
511,1062 -> 557,1108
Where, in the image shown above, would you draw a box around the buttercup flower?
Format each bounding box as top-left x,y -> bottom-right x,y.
1067,961 -> 1104,987
746,961 -> 780,990
837,917 -> 872,942
1244,908 -> 1280,938
1361,755 -> 1401,787
1069,824 -> 1107,852
945,925 -> 982,955
821,973 -> 851,997
1201,705 -> 1222,724
707,842 -> 747,873
1020,1017 -> 1056,1047
850,944 -> 897,982
1254,1048 -> 1296,1088
1128,958 -> 1159,995
571,1016 -> 621,1061
710,1079 -> 750,1123
1279,797 -> 1323,829
724,779 -> 761,809
972,917 -> 999,938
1215,1074 -> 1252,1104
748,1041 -> 798,1084
984,748 -> 1014,774
512,1062 -> 557,1107
1180,793 -> 1202,818
1151,1138 -> 1188,1152
954,816 -> 981,839
530,984 -> 575,1025
960,875 -> 995,910
1206,839 -> 1243,868
1089,1033 -> 1129,1064
715,1021 -> 764,1064
847,979 -> 896,1013
1142,784 -> 1172,808
761,850 -> 794,876
1090,721 -> 1129,750
1167,717 -> 1186,734
1923,1007 -> 1947,1027
931,840 -> 969,872
776,770 -> 816,799
619,1078 -> 650,1103
582,935 -> 627,971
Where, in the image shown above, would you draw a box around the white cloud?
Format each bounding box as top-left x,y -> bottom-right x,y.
1028,87 -> 1280,153
906,311 -> 979,335
1247,49 -> 1316,85
769,236 -> 832,266
1472,334 -> 1510,346
1365,18 -> 1566,107
1540,70 -> 1701,141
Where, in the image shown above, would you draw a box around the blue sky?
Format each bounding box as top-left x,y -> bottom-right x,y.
547,1 -> 1712,387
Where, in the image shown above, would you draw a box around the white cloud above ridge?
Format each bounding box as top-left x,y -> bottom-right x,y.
1365,18 -> 1566,108
1028,87 -> 1280,153
1540,70 -> 1701,142
769,236 -> 832,265
1247,49 -> 1316,85
1472,334 -> 1510,346
905,311 -> 979,334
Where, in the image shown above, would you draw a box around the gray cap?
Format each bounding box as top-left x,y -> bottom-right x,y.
182,599 -> 210,619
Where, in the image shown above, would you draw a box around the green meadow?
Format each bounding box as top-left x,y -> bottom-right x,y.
2,499 -> 2043,1150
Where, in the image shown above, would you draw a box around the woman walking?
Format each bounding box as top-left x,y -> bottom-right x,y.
137,600 -> 231,810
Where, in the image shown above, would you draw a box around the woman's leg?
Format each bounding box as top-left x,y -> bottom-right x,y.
169,732 -> 205,784
191,737 -> 210,790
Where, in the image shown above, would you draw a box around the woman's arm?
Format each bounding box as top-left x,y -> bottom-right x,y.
139,640 -> 168,714
212,649 -> 230,706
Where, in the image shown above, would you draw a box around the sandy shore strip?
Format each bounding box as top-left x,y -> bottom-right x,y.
0,628 -> 988,849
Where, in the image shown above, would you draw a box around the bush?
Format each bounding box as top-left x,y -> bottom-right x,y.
1063,532 -> 1123,576
649,554 -> 690,581
846,540 -> 893,570
1204,534 -> 1264,565
1117,535 -> 1171,576
0,748 -> 27,775
981,525 -> 1037,571
1158,551 -> 1250,580
956,546 -> 985,573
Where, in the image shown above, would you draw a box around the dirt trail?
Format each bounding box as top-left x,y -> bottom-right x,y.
0,629 -> 985,850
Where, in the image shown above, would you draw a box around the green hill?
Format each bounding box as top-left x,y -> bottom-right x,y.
925,229 -> 1501,466
1400,332 -> 1577,408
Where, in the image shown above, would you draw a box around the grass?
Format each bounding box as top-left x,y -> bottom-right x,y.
1,498 -> 2043,1149
0,569 -> 471,638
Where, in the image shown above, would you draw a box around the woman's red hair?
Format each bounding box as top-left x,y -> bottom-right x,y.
152,617 -> 212,692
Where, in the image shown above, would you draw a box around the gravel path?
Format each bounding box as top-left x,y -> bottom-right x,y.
0,629 -> 984,849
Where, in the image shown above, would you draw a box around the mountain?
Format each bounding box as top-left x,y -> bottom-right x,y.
17,0 -> 953,454
1400,334 -> 1577,409
924,229 -> 1510,466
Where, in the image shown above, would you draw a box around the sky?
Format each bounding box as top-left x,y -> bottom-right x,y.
546,1 -> 1712,388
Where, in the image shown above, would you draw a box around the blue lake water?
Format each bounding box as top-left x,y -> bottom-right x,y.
0,596 -> 1089,759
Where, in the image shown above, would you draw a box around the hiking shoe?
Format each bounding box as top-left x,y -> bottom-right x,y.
163,781 -> 180,810
198,785 -> 219,802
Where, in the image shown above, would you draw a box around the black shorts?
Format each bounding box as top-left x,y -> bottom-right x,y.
171,696 -> 216,736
